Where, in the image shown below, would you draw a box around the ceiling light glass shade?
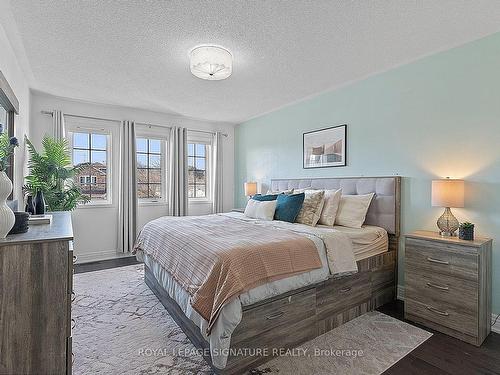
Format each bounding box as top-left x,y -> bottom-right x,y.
189,45 -> 232,80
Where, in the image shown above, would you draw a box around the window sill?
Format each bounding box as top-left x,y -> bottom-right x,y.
139,200 -> 167,207
188,199 -> 213,205
77,202 -> 115,209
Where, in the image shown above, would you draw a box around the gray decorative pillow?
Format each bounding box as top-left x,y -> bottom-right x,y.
295,190 -> 325,226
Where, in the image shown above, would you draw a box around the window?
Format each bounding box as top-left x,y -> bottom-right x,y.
71,132 -> 109,201
136,138 -> 163,200
188,143 -> 208,198
0,107 -> 6,133
79,176 -> 97,184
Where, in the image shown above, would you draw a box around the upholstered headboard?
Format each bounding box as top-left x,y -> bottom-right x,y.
271,176 -> 401,235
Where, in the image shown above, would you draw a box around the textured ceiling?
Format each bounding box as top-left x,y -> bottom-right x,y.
6,0 -> 500,123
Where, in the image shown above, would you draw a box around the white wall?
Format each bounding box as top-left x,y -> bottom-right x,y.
30,91 -> 235,262
0,22 -> 30,202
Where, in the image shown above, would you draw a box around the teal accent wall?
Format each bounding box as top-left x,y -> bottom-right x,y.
235,33 -> 500,314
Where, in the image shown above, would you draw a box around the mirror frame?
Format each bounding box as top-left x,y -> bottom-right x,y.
0,70 -> 20,197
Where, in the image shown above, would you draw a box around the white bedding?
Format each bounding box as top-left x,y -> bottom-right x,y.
331,224 -> 388,260
138,213 -> 387,369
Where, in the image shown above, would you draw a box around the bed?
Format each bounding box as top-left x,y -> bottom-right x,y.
137,176 -> 401,374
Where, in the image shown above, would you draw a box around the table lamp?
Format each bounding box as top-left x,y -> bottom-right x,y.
431,178 -> 464,236
244,182 -> 257,198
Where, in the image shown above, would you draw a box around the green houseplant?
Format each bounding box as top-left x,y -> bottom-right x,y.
24,135 -> 90,211
459,222 -> 475,241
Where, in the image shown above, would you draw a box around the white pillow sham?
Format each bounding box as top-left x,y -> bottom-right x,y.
335,193 -> 375,228
317,188 -> 342,226
297,188 -> 342,226
244,199 -> 277,220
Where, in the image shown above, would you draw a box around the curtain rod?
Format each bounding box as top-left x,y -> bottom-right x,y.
41,110 -> 228,137
41,110 -> 120,123
135,122 -> 227,137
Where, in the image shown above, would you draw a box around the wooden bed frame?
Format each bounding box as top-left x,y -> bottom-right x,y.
145,176 -> 401,374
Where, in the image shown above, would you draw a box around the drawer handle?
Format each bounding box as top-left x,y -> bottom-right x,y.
426,257 -> 449,265
426,282 -> 449,291
73,255 -> 78,264
340,287 -> 352,293
71,291 -> 76,302
71,318 -> 76,330
426,305 -> 449,316
266,311 -> 284,320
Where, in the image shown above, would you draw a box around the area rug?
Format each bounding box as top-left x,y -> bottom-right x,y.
73,265 -> 431,375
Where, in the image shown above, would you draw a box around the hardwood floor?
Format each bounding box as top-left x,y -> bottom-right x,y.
76,261 -> 500,374
74,256 -> 140,274
378,300 -> 500,375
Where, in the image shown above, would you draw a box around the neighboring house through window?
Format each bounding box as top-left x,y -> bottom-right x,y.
65,115 -> 114,206
135,124 -> 168,203
187,134 -> 212,200
136,137 -> 164,200
79,176 -> 97,184
71,132 -> 109,201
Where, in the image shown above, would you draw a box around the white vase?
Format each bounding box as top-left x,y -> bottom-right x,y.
0,171 -> 15,238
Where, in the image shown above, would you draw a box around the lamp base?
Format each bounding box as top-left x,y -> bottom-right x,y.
437,207 -> 459,237
439,231 -> 456,237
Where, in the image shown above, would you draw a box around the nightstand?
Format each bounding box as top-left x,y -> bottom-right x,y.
404,230 -> 492,346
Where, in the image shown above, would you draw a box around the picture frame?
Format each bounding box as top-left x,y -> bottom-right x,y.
303,124 -> 347,169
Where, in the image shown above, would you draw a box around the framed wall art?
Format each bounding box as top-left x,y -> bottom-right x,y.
303,124 -> 347,169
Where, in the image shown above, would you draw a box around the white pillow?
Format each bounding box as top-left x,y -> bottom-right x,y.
244,199 -> 277,220
317,189 -> 342,226
335,193 -> 375,228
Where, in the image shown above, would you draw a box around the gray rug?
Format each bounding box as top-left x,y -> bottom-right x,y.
73,265 -> 431,375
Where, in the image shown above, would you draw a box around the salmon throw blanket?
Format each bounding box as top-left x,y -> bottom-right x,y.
134,214 -> 322,333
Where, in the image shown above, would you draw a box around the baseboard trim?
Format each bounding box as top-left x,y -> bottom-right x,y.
397,285 -> 500,334
75,250 -> 129,263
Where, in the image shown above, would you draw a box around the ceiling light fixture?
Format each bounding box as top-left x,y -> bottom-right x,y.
189,45 -> 232,80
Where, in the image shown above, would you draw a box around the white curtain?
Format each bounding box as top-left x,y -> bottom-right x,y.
211,131 -> 223,213
118,120 -> 137,252
168,126 -> 188,216
52,110 -> 65,140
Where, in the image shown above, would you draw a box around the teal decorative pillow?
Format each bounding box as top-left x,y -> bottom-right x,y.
252,194 -> 278,201
274,193 -> 305,223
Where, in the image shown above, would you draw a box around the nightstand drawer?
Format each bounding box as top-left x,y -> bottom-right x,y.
406,270 -> 478,314
405,297 -> 478,336
406,238 -> 478,281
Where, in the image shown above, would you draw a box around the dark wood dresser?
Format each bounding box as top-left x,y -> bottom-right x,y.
405,230 -> 492,346
0,212 -> 74,374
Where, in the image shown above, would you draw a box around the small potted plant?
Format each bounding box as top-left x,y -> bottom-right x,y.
459,222 -> 475,241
